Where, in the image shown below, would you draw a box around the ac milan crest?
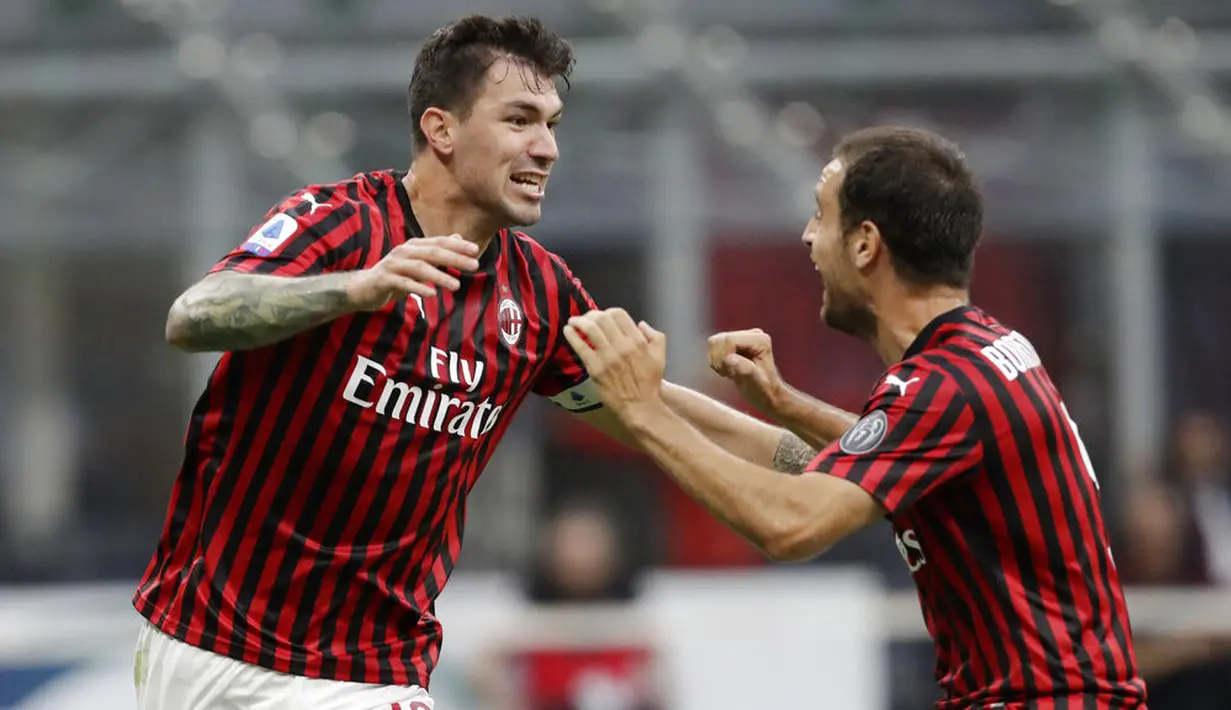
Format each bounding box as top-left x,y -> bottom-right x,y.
497,297 -> 524,347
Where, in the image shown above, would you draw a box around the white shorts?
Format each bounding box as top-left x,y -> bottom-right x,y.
134,620 -> 435,710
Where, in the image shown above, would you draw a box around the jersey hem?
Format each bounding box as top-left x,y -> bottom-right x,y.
131,597 -> 431,689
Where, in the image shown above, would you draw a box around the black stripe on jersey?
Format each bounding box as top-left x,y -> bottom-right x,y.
1017,369 -> 1109,686
341,182 -> 373,263
934,357 -> 1043,699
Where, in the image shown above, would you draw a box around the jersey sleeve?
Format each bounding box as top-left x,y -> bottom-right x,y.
806,362 -> 982,516
210,188 -> 363,277
533,253 -> 603,412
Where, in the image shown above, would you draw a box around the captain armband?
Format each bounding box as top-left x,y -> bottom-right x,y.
549,379 -> 604,413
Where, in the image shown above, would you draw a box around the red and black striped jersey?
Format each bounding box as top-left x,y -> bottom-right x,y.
809,306 -> 1146,710
134,170 -> 602,687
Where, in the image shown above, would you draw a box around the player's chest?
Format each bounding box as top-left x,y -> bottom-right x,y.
348,276 -> 551,400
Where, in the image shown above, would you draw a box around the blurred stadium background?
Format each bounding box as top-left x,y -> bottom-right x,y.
3,0 -> 1231,708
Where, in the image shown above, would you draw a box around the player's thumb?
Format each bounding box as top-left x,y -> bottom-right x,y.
722,353 -> 760,380
638,321 -> 667,358
638,320 -> 664,343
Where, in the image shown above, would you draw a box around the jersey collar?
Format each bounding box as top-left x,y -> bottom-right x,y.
902,304 -> 977,360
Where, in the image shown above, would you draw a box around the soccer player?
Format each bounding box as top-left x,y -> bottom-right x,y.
563,127 -> 1148,709
132,14 -> 815,710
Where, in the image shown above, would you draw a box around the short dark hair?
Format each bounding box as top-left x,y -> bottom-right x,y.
834,126 -> 984,288
407,15 -> 575,151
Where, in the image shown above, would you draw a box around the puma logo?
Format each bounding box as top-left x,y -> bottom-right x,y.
300,192 -> 329,215
884,374 -> 920,396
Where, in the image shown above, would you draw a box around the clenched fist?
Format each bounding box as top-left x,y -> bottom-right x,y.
346,235 -> 481,311
563,308 -> 667,418
707,328 -> 786,416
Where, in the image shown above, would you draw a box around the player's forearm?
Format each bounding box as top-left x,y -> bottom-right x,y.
768,383 -> 860,451
621,400 -> 821,561
661,382 -> 817,474
165,270 -> 358,352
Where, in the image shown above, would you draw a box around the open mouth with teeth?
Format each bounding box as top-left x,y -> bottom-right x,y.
510,172 -> 546,200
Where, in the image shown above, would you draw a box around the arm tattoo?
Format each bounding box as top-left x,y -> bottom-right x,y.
169,271 -> 355,351
772,432 -> 818,475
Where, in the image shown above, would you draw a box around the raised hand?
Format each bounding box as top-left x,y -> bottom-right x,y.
346,236 -> 481,310
563,308 -> 667,417
707,328 -> 786,416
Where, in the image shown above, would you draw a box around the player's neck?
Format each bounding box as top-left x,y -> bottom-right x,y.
403,163 -> 499,254
869,286 -> 969,365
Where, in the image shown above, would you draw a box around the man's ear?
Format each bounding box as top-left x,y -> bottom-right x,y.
420,107 -> 456,155
849,221 -> 883,271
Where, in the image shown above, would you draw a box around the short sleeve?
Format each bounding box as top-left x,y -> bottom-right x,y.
806,363 -> 981,516
533,254 -> 602,412
211,188 -> 363,277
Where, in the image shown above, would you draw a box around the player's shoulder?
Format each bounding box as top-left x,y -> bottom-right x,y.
265,170 -> 397,219
867,354 -> 966,412
242,172 -> 387,255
